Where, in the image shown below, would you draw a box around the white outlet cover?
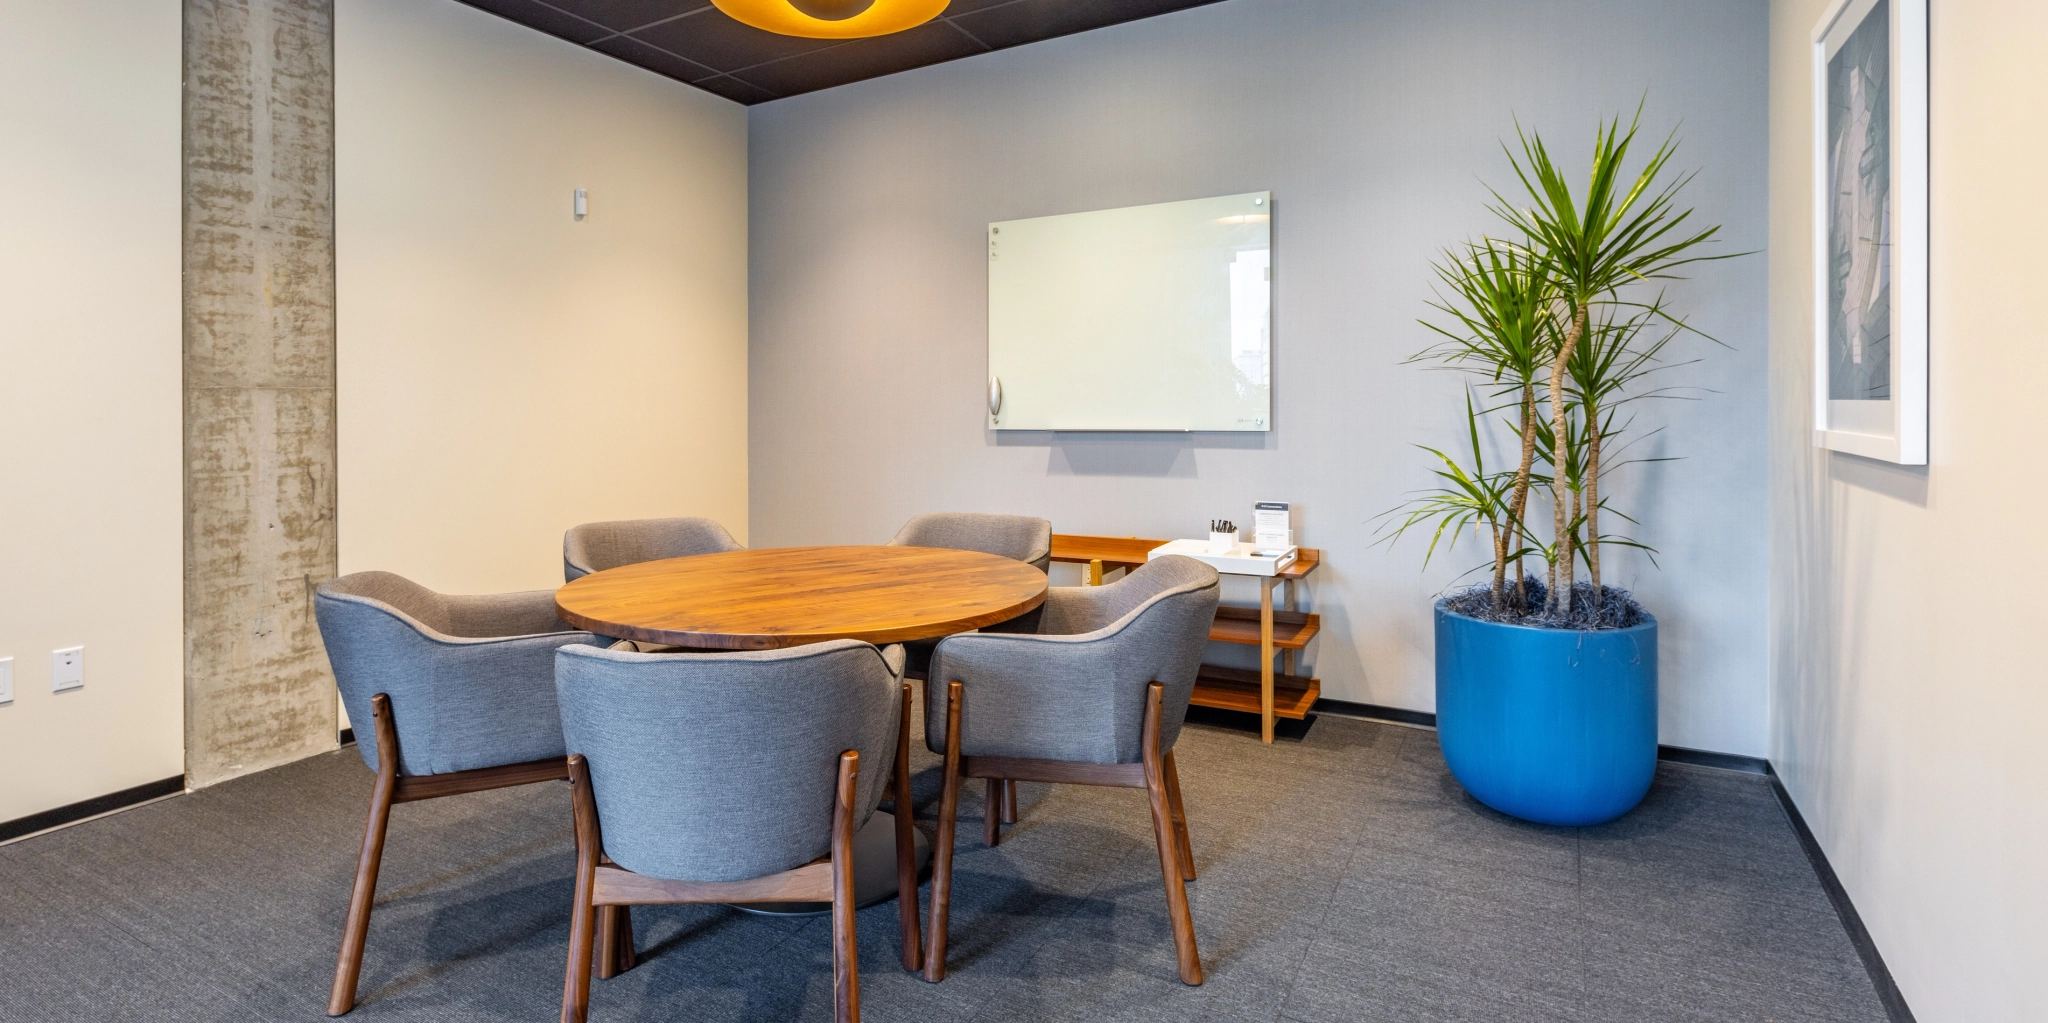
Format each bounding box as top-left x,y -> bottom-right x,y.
0,657 -> 13,704
52,646 -> 83,692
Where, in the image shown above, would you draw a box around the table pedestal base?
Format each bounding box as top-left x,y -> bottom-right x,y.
731,810 -> 931,916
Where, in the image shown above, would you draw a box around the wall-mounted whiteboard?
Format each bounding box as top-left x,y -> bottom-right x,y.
987,191 -> 1271,432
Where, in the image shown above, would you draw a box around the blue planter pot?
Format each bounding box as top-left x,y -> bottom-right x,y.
1433,601 -> 1658,826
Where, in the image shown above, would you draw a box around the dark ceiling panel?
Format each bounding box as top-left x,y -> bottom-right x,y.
691,74 -> 784,104
732,20 -> 985,97
457,0 -> 611,44
630,7 -> 841,73
549,0 -> 710,32
590,34 -> 722,81
456,0 -> 1231,103
952,0 -> 1221,51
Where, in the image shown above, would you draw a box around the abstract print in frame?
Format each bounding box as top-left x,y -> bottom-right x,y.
1811,0 -> 1927,464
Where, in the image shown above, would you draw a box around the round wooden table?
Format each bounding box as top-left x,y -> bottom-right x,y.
553,545 -> 1047,915
554,545 -> 1048,649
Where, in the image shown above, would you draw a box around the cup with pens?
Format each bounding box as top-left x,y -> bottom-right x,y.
1208,519 -> 1237,553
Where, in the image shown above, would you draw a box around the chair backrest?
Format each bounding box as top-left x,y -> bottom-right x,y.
555,641 -> 904,883
887,512 -> 1052,572
563,517 -> 744,581
930,555 -> 1220,764
315,571 -> 597,776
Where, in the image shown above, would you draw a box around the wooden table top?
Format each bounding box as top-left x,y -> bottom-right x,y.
554,546 -> 1049,650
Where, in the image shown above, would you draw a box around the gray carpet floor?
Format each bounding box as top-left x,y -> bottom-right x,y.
0,709 -> 1889,1023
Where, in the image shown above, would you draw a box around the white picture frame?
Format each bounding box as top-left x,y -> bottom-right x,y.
1811,0 -> 1927,464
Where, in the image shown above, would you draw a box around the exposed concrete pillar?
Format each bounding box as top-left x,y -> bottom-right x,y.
182,0 -> 338,787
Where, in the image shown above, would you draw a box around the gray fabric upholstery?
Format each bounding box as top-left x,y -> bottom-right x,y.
562,517 -> 744,582
555,641 -> 906,883
925,556 -> 1220,765
890,512 -> 1053,675
887,512 -> 1052,573
315,571 -> 601,777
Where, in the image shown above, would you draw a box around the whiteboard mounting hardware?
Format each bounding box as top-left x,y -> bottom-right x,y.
573,189 -> 588,220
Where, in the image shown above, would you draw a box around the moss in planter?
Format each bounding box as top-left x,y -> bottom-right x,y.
1442,580 -> 1647,630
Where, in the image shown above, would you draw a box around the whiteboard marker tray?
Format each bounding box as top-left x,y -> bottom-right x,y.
1148,539 -> 1298,577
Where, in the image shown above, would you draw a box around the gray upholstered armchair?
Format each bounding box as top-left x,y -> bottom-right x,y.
920,555 -> 1220,986
562,516 -> 743,582
553,640 -> 922,1023
313,571 -> 603,1015
886,511 -> 1052,572
887,512 -> 1053,679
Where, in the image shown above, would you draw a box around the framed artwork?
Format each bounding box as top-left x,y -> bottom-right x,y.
1811,0 -> 1927,464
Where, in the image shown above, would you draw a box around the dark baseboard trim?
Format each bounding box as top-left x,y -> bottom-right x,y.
1312,698 -> 1437,728
1313,701 -> 1766,775
1766,766 -> 1917,1023
1656,744 -> 1769,774
339,727 -> 355,746
0,776 -> 186,844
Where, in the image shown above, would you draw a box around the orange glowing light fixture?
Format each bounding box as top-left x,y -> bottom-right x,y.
711,0 -> 949,39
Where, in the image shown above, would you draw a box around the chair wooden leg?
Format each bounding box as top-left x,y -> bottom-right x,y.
984,777 -> 1003,848
1162,750 -> 1195,882
561,756 -> 602,1023
831,751 -> 862,1023
1141,684 -> 1203,986
892,683 -> 923,972
1002,779 -> 1018,824
614,907 -> 636,973
595,905 -> 634,979
922,681 -> 964,983
329,694 -> 400,1016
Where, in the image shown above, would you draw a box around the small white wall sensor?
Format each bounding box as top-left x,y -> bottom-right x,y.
573,188 -> 588,220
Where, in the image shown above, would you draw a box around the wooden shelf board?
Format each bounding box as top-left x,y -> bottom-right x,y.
1190,666 -> 1321,719
1049,534 -> 1166,567
1208,606 -> 1320,648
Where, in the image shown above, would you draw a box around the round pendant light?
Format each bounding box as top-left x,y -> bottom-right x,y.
711,0 -> 949,39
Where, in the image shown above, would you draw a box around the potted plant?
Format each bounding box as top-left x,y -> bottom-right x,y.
1382,110 -> 1730,826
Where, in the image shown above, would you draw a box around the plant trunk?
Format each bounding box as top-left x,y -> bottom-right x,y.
1547,306 -> 1587,615
1586,398 -> 1602,620
1503,382 -> 1538,611
1497,382 -> 1539,611
1489,523 -> 1506,611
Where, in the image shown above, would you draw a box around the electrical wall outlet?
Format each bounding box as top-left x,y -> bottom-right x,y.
0,657 -> 13,704
52,646 -> 83,692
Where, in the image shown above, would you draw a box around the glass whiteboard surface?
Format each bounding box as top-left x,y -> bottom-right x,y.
988,191 -> 1271,432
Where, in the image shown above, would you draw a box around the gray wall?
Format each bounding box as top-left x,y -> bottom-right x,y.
749,0 -> 1770,754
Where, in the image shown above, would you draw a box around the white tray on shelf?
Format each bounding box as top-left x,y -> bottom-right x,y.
1148,539 -> 1299,577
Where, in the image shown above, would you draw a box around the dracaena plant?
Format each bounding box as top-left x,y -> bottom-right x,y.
1381,106 -> 1730,626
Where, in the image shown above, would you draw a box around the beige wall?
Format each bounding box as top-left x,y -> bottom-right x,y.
334,0 -> 750,599
1768,1 -> 2048,1020
0,1 -> 185,821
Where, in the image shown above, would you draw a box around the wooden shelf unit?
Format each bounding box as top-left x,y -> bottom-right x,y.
1192,665 -> 1320,719
1050,535 -> 1323,742
1209,606 -> 1320,648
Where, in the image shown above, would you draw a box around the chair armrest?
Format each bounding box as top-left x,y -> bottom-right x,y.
441,588 -> 576,638
1034,585 -> 1131,635
925,631 -> 1142,764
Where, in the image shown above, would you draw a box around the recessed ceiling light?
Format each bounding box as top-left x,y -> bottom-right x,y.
711,0 -> 949,38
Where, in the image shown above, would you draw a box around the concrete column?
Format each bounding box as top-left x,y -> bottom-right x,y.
182,0 -> 338,787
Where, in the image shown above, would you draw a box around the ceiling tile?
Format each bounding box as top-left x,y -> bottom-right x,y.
468,0 -> 1226,103
590,35 -> 722,81
631,8 -> 840,73
455,0 -> 612,44
951,0 -> 1223,51
732,20 -> 985,97
691,75 -> 784,104
937,0 -> 1025,14
543,0 -> 710,33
